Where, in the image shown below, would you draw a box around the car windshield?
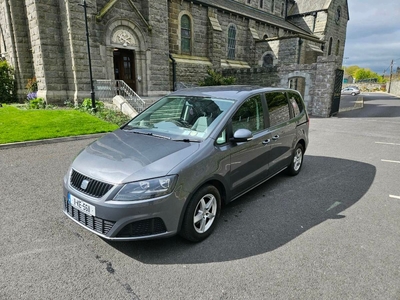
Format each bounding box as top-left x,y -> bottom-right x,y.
123,95 -> 235,141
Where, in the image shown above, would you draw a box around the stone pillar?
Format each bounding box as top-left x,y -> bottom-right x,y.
146,0 -> 170,95
312,56 -> 342,117
25,0 -> 68,104
207,8 -> 222,69
0,0 -> 35,100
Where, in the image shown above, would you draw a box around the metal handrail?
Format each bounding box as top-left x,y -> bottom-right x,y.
115,80 -> 146,112
94,79 -> 145,113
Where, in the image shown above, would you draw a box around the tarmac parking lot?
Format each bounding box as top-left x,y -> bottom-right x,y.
1,92 -> 400,299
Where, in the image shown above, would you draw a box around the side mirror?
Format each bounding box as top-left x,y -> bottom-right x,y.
230,128 -> 253,143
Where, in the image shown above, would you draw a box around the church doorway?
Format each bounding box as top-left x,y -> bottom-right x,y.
113,49 -> 136,92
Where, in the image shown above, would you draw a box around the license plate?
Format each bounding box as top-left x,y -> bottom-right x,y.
68,194 -> 96,216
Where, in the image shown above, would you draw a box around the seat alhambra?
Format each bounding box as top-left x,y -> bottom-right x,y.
63,86 -> 309,242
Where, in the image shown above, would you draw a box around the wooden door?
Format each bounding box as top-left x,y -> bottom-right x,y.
113,49 -> 136,91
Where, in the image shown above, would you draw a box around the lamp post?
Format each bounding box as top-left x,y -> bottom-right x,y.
79,0 -> 96,111
388,59 -> 394,94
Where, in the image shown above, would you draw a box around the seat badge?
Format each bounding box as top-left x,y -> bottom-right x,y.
81,179 -> 90,190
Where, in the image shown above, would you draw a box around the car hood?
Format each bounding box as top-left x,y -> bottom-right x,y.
71,129 -> 200,184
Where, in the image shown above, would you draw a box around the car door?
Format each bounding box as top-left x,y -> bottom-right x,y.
227,94 -> 273,198
264,91 -> 296,176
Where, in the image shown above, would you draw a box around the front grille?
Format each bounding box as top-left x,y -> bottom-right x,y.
70,169 -> 113,198
116,218 -> 167,237
64,197 -> 115,235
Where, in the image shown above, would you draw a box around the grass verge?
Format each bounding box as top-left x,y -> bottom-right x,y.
0,105 -> 120,144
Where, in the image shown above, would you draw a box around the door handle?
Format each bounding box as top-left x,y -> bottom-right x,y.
262,139 -> 271,145
272,135 -> 280,140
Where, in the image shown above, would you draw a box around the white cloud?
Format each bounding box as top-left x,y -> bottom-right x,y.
344,0 -> 400,73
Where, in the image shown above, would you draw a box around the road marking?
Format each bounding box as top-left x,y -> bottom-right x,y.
381,159 -> 400,164
389,195 -> 400,200
326,201 -> 342,211
376,142 -> 400,146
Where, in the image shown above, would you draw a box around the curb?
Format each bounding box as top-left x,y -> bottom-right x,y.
0,133 -> 106,150
338,96 -> 364,113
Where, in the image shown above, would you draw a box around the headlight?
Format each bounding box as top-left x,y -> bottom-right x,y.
113,175 -> 178,201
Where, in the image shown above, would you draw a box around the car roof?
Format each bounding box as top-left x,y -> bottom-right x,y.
168,85 -> 291,101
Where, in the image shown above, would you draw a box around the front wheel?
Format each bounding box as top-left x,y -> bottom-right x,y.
287,143 -> 304,176
351,92 -> 356,96
180,185 -> 221,242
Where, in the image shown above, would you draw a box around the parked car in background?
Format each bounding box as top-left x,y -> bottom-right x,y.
63,86 -> 309,242
341,87 -> 360,96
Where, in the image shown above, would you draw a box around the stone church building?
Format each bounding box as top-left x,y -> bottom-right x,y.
0,0 -> 349,115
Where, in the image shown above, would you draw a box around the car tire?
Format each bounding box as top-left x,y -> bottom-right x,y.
351,92 -> 356,96
180,185 -> 221,242
287,143 -> 304,176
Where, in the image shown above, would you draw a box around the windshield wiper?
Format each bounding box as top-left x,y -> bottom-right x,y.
130,130 -> 171,140
172,138 -> 201,143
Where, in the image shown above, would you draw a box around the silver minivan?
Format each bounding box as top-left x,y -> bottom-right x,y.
63,86 -> 309,242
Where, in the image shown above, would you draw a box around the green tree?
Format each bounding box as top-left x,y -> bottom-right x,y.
0,60 -> 17,103
345,65 -> 360,77
354,68 -> 384,83
199,68 -> 236,86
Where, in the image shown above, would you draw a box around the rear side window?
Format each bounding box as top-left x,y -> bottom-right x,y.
288,92 -> 304,116
232,95 -> 264,133
265,92 -> 290,127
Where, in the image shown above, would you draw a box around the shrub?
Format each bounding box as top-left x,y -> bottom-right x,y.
0,61 -> 17,103
80,98 -> 104,111
95,108 -> 131,126
198,68 -> 236,86
28,97 -> 46,109
79,98 -> 130,126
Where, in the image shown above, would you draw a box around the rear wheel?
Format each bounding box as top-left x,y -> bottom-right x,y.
180,185 -> 221,242
287,143 -> 304,176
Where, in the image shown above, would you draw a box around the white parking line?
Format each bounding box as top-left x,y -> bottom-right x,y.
375,142 -> 400,146
389,195 -> 400,200
381,159 -> 400,164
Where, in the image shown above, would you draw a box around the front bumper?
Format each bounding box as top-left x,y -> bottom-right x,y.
62,186 -> 184,241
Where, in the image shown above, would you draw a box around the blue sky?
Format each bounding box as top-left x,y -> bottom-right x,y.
343,0 -> 400,75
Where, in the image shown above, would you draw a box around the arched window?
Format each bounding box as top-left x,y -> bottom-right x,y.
281,2 -> 285,17
227,25 -> 236,59
181,14 -> 191,54
336,39 -> 340,55
260,0 -> 264,9
271,0 -> 275,12
328,37 -> 333,55
263,54 -> 274,67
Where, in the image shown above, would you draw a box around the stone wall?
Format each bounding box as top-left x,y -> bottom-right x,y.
222,67 -> 280,87
0,0 -> 348,113
343,83 -> 386,92
323,0 -> 348,60
387,81 -> 400,96
221,55 -> 342,117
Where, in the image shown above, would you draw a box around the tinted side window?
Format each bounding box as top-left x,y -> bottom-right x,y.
265,92 -> 290,127
288,92 -> 304,116
232,95 -> 264,133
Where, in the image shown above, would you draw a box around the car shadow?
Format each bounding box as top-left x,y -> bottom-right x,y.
105,155 -> 375,264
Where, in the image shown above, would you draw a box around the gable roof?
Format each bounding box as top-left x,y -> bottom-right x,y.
193,0 -> 313,35
288,0 -> 333,15
288,0 -> 349,20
